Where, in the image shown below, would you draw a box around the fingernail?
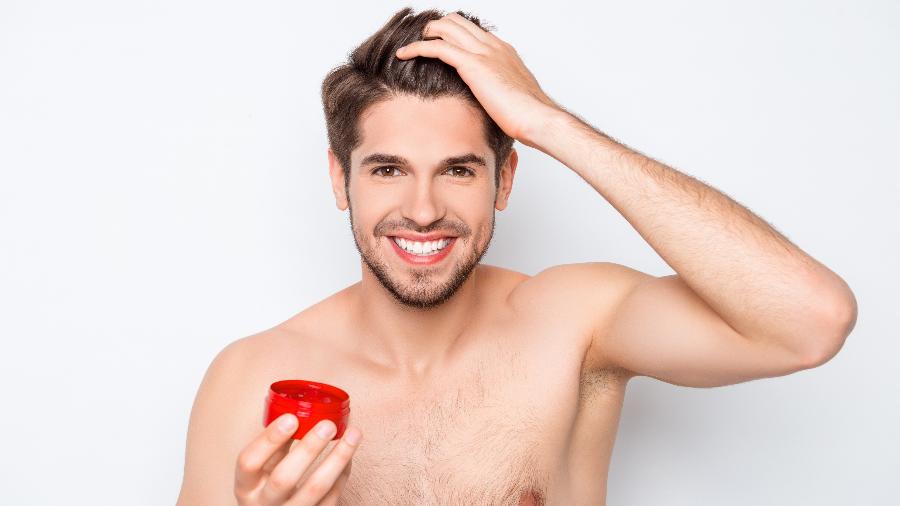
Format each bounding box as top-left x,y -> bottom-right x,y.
344,427 -> 361,446
315,420 -> 336,439
277,414 -> 297,432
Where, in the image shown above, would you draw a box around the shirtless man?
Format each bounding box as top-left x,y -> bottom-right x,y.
177,8 -> 858,506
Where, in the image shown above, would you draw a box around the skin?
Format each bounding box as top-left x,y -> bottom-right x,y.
178,13 -> 859,506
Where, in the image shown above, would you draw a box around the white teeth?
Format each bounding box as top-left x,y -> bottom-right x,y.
392,237 -> 452,256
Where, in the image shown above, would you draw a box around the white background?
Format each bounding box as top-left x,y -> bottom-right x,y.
1,1 -> 897,504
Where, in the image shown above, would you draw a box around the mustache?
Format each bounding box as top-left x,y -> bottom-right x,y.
375,219 -> 470,238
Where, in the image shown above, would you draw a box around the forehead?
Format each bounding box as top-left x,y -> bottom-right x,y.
352,94 -> 493,167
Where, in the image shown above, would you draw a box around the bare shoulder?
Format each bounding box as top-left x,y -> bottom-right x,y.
507,261 -> 650,314
177,293 -> 349,504
507,261 -> 654,370
177,333 -> 259,504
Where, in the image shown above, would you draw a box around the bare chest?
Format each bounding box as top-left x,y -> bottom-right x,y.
335,344 -> 574,505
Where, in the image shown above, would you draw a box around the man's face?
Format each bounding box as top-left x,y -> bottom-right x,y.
330,94 -> 514,309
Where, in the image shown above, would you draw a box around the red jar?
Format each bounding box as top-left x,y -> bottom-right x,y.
263,379 -> 351,440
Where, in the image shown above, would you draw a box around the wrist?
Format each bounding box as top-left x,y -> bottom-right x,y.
517,105 -> 572,151
518,106 -> 630,180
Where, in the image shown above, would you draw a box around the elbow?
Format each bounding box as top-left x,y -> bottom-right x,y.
796,289 -> 859,370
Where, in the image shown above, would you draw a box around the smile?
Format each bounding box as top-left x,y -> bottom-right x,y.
388,236 -> 457,265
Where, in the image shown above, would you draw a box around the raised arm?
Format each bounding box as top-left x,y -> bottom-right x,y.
521,109 -> 857,386
512,261 -> 853,387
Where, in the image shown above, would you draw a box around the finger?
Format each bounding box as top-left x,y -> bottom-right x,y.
445,12 -> 498,46
234,413 -> 299,495
422,18 -> 488,54
396,39 -> 472,69
312,461 -> 352,506
259,419 -> 338,505
260,441 -> 292,474
287,426 -> 362,506
290,429 -> 343,484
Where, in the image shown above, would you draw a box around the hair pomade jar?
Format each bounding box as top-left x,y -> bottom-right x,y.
263,379 -> 351,440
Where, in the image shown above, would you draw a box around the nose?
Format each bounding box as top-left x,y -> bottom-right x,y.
401,176 -> 445,227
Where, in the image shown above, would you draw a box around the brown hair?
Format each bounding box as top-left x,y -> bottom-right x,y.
320,7 -> 514,193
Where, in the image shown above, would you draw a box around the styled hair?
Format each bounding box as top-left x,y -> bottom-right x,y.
320,7 -> 514,192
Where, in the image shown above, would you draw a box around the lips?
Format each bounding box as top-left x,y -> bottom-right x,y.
387,236 -> 456,265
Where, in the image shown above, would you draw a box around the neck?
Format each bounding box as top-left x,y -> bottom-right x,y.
351,262 -> 484,379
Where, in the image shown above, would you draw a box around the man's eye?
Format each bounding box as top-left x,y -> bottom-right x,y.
372,166 -> 402,177
446,166 -> 475,177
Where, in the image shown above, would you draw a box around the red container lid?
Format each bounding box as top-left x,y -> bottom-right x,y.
263,379 -> 351,440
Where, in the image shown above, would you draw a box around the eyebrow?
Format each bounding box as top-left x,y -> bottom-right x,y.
359,152 -> 487,168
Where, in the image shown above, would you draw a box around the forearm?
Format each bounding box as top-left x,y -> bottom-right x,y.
524,108 -> 857,357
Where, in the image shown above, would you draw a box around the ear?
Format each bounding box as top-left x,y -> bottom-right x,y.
327,148 -> 349,211
494,148 -> 518,211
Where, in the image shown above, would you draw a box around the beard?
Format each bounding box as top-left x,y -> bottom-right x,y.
348,204 -> 494,310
